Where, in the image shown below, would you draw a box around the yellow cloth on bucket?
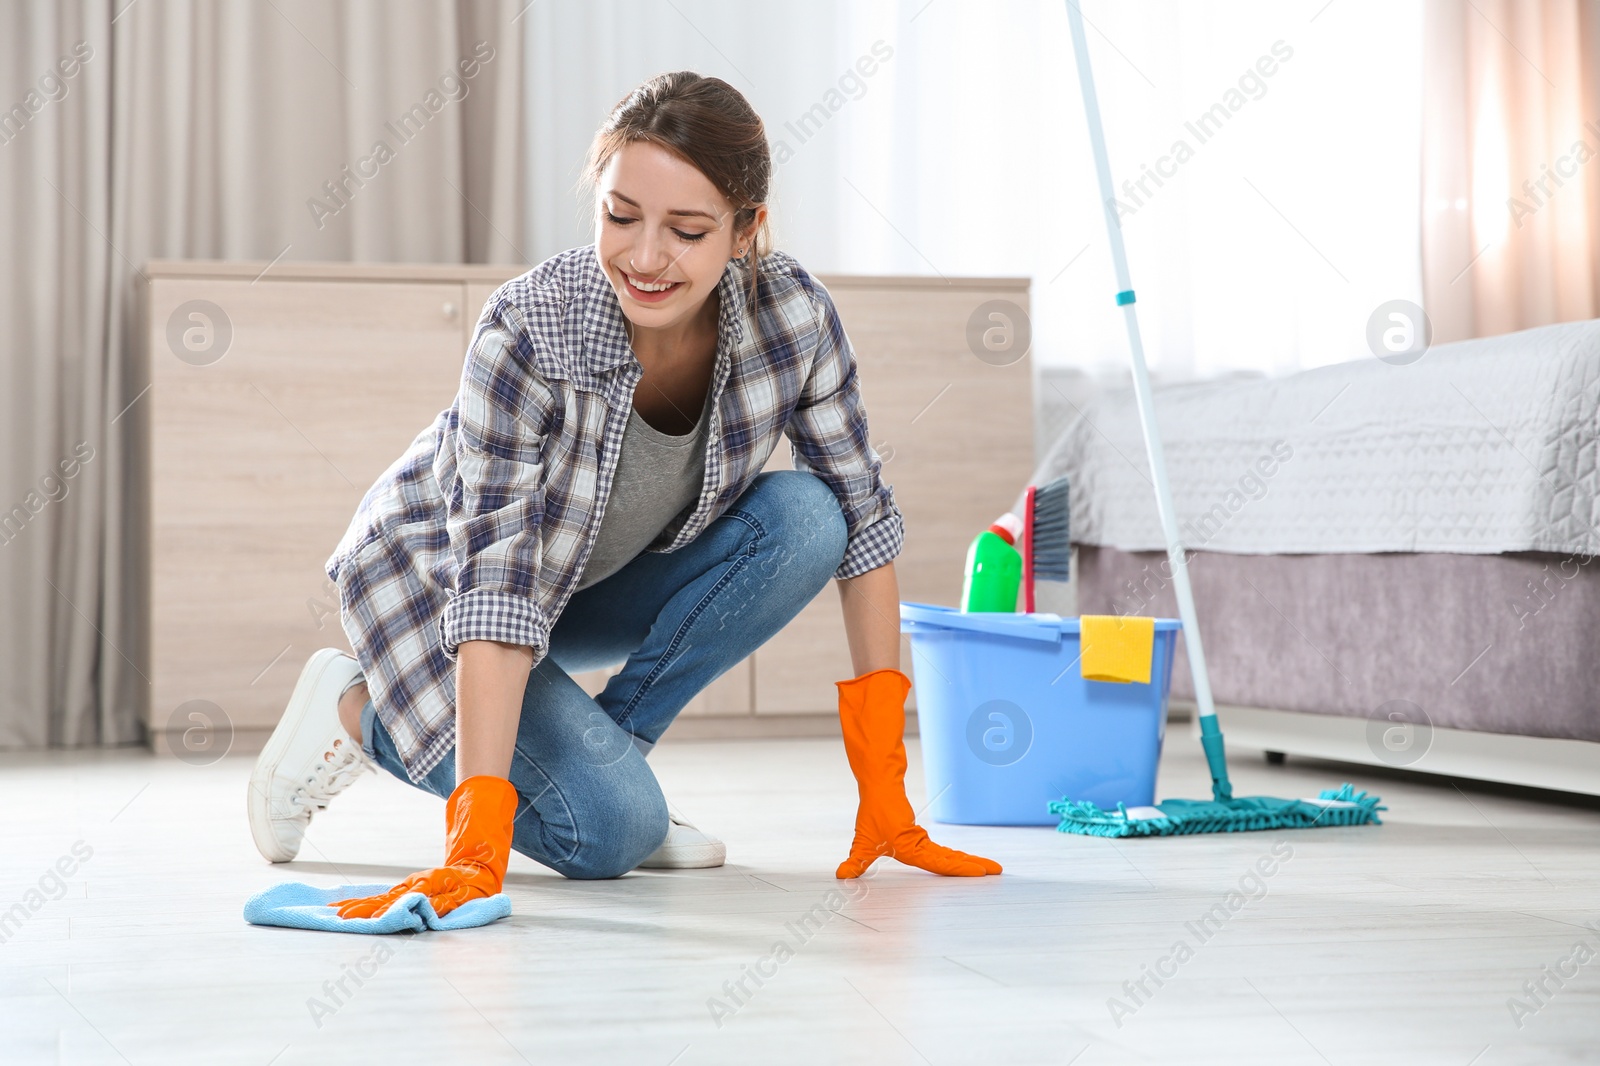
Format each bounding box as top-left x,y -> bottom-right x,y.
1080,615 -> 1154,684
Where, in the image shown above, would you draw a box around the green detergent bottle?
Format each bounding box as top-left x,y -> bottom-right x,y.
960,514 -> 1022,613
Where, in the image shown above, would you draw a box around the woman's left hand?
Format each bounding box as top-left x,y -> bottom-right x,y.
833,668 -> 1002,878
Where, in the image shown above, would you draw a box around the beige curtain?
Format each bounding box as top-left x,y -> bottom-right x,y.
1423,0 -> 1600,342
0,0 -> 524,752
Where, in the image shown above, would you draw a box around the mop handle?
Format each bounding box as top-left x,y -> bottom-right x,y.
1063,2 -> 1220,733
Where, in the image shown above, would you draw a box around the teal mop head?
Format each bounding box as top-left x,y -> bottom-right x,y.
1052,717 -> 1385,837
1051,782 -> 1385,839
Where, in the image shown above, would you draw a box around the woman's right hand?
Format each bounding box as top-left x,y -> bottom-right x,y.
332,774 -> 520,919
335,639 -> 530,920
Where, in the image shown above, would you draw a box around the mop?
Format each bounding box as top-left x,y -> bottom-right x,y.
1049,0 -> 1382,838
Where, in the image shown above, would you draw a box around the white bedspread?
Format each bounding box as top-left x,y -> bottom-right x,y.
1032,318 -> 1600,556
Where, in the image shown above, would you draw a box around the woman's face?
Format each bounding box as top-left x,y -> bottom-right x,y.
594,141 -> 753,335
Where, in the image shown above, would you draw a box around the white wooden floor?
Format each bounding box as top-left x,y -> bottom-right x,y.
1,731 -> 1597,1065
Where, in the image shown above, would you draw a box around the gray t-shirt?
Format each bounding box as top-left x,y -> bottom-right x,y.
573,384 -> 713,591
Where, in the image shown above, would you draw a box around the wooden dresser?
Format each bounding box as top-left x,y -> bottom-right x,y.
139,260 -> 1032,757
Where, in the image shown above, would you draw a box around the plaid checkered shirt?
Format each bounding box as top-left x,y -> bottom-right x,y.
326,244 -> 904,784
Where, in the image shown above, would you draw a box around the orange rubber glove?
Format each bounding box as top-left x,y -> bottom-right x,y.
331,774 -> 519,920
835,668 -> 1002,878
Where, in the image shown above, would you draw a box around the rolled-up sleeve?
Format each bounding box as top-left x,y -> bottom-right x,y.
785,284 -> 905,580
437,321 -> 556,662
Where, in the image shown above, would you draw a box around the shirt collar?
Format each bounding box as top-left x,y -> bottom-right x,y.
579,244 -> 750,376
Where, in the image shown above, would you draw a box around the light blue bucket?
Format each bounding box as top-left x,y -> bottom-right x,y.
900,601 -> 1181,826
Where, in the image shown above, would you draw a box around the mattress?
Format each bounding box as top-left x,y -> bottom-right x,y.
1029,319 -> 1600,557
1076,545 -> 1600,743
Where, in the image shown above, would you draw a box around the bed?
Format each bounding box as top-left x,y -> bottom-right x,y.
1030,318 -> 1600,796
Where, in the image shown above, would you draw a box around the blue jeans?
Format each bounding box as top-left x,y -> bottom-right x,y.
358,470 -> 849,879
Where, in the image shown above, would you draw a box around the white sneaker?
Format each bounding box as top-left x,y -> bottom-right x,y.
636,801 -> 726,869
248,648 -> 374,863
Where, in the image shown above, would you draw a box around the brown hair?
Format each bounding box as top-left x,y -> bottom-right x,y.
584,71 -> 773,305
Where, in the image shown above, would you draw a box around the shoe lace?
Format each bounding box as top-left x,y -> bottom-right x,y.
289,737 -> 372,816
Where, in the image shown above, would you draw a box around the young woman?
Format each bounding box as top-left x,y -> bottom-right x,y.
247,71 -> 1000,919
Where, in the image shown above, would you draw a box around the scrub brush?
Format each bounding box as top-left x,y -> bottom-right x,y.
993,475 -> 1070,613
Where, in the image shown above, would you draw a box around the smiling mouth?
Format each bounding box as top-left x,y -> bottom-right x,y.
620,269 -> 683,300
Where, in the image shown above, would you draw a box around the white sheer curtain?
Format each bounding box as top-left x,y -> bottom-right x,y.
1058,0 -> 1426,379
523,0 -> 1426,379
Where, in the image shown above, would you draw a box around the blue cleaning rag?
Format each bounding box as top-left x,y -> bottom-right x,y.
243,881 -> 512,934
